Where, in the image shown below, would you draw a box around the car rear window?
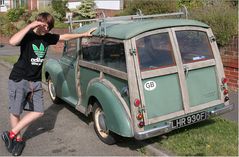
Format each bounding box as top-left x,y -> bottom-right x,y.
175,30 -> 214,63
136,32 -> 175,71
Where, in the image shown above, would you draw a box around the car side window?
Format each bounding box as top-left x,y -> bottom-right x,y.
63,39 -> 78,59
102,41 -> 126,72
81,37 -> 102,63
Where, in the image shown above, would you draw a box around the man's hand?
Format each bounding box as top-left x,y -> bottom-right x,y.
82,27 -> 97,37
27,21 -> 48,30
59,27 -> 97,41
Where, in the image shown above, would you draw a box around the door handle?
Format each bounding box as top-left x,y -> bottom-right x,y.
69,63 -> 74,69
184,65 -> 189,77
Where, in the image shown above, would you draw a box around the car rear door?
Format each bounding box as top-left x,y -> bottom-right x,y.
172,27 -> 224,113
132,27 -> 224,126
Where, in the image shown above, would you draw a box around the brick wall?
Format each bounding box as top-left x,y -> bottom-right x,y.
220,36 -> 238,90
220,36 -> 239,90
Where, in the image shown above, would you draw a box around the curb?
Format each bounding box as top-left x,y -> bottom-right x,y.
0,60 -> 171,156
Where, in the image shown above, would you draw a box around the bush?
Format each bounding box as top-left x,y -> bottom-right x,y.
51,0 -> 69,21
189,1 -> 238,47
75,0 -> 96,19
0,13 -> 17,35
7,7 -> 25,22
119,0 -> 177,16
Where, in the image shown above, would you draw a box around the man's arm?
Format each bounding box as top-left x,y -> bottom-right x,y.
59,28 -> 96,41
9,21 -> 47,46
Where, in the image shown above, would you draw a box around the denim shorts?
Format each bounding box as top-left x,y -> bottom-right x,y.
8,79 -> 44,116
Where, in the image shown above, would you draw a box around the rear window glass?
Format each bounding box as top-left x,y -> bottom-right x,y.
136,32 -> 175,70
176,30 -> 214,63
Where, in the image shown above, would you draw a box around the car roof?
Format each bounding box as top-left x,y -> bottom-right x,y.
73,19 -> 209,40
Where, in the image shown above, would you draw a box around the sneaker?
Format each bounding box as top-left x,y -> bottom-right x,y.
1,131 -> 15,153
12,140 -> 25,156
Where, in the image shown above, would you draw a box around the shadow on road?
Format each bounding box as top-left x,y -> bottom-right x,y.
22,100 -> 151,153
22,103 -> 64,140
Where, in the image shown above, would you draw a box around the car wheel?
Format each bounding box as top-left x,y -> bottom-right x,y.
93,101 -> 117,145
48,76 -> 60,104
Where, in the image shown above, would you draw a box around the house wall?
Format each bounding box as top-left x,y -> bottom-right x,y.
67,0 -> 122,10
0,0 -> 10,12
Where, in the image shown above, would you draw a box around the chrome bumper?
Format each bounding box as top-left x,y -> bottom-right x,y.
134,104 -> 234,140
209,104 -> 234,116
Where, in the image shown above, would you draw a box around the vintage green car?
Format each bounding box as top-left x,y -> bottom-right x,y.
44,12 -> 233,144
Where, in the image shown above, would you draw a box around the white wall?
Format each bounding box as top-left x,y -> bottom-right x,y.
0,0 -> 10,12
67,1 -> 81,10
95,0 -> 121,10
67,0 -> 121,10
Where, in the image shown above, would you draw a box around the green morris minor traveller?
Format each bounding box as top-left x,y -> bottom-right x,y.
44,11 -> 233,144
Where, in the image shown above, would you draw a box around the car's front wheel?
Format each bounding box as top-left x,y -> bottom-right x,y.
48,76 -> 60,104
93,101 -> 117,145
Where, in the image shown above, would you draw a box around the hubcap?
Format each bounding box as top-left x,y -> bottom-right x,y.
48,79 -> 56,100
95,107 -> 109,138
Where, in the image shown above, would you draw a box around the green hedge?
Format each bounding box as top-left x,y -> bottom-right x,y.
189,2 -> 238,47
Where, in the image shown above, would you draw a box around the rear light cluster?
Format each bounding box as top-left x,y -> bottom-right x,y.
134,98 -> 145,128
221,78 -> 229,102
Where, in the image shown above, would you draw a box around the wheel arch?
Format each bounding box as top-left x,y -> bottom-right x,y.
86,79 -> 133,137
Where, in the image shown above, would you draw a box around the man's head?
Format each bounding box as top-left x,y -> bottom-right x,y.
35,12 -> 55,33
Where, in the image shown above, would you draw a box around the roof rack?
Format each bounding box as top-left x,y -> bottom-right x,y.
65,5 -> 188,35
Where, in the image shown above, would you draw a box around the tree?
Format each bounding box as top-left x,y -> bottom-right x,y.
76,0 -> 96,19
51,0 -> 68,21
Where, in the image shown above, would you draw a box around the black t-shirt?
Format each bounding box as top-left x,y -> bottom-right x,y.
9,29 -> 60,81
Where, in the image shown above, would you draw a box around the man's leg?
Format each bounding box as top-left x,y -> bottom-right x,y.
10,114 -> 21,140
11,111 -> 44,135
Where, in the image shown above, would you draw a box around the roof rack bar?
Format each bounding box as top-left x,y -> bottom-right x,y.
133,12 -> 185,20
65,6 -> 188,33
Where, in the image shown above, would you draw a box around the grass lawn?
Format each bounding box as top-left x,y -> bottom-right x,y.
0,55 -> 19,64
147,117 -> 238,156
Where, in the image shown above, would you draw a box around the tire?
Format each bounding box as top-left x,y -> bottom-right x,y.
48,76 -> 60,104
92,101 -> 117,145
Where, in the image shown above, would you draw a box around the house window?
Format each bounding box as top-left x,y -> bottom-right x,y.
0,0 -> 4,6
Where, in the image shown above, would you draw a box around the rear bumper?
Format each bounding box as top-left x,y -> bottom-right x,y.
134,104 -> 234,140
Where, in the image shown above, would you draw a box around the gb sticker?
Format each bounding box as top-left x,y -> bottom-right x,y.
144,81 -> 156,91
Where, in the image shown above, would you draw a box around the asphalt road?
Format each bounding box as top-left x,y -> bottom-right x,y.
0,64 -> 142,156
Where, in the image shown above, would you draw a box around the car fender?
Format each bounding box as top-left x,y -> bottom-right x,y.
45,59 -> 69,97
86,78 -> 133,137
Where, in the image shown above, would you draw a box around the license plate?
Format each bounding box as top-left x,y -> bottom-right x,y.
172,112 -> 207,129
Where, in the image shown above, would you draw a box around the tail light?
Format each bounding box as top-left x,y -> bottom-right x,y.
134,99 -> 141,107
137,113 -> 144,120
138,121 -> 144,128
222,78 -> 228,84
223,89 -> 229,95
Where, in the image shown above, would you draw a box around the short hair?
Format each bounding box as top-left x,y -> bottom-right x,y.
35,12 -> 55,31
